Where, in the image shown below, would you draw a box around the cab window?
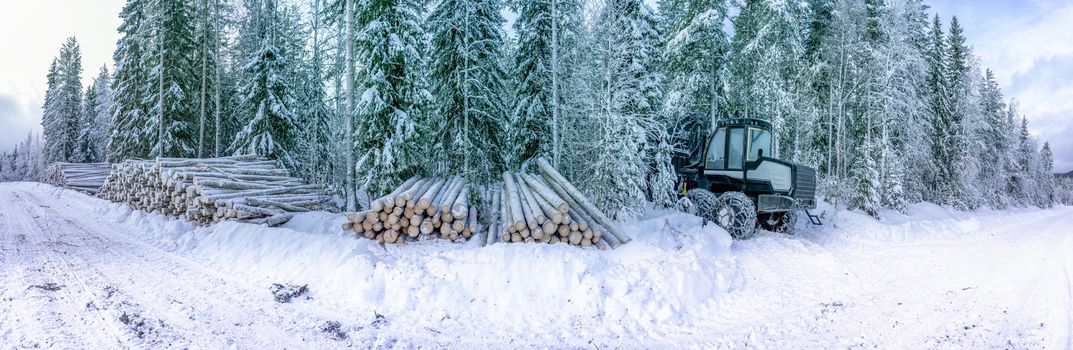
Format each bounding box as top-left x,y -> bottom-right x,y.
706,127 -> 726,170
688,126 -> 706,164
747,128 -> 772,161
728,128 -> 744,169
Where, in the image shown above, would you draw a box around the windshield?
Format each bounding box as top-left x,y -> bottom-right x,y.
747,128 -> 772,161
706,127 -> 726,170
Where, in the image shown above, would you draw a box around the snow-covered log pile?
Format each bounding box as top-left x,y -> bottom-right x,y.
342,176 -> 477,244
98,155 -> 335,226
43,162 -> 112,194
480,158 -> 632,249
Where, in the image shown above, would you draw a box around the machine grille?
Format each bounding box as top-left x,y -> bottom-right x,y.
794,165 -> 818,207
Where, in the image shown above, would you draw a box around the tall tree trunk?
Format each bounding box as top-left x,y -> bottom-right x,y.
213,0 -> 221,157
198,0 -> 208,158
310,0 -> 322,183
344,0 -> 356,211
158,20 -> 166,158
551,0 -> 560,167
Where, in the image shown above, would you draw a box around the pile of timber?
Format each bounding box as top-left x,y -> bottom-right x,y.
97,155 -> 335,226
480,158 -> 633,250
44,162 -> 111,194
342,176 -> 477,244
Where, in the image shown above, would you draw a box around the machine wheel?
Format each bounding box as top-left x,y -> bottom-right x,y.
685,189 -> 719,220
759,212 -> 797,234
713,192 -> 758,240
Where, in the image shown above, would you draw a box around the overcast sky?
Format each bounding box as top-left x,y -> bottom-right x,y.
0,0 -> 124,152
1,0 -> 1070,172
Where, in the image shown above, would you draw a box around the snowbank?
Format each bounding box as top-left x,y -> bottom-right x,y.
36,183 -> 742,346
22,182 -> 1071,347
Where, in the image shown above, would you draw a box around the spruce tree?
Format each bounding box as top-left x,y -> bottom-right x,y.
230,0 -> 298,165
295,0 -> 334,186
660,0 -> 729,130
925,15 -> 949,203
144,0 -> 200,157
728,0 -> 808,153
1039,142 -> 1055,207
978,69 -> 1008,207
109,0 -> 151,161
508,0 -> 580,168
42,38 -> 84,164
850,139 -> 881,217
944,16 -> 978,209
567,0 -> 664,217
80,84 -> 100,162
351,0 -> 427,197
427,0 -> 508,183
41,59 -> 61,163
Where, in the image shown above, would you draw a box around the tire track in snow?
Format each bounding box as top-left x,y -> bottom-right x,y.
0,190 -> 133,349
683,207 -> 1073,349
13,186 -> 349,348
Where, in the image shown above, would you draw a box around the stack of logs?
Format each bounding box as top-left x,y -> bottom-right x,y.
480,158 -> 633,249
343,176 -> 476,244
98,155 -> 335,226
43,162 -> 112,194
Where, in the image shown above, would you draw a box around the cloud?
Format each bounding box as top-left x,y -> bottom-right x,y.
0,93 -> 39,153
931,0 -> 1073,173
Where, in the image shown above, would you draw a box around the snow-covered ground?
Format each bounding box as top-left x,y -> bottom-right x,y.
1,182 -> 1071,349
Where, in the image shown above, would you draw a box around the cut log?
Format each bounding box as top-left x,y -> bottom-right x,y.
502,172 -> 526,232
371,175 -> 420,212
537,158 -> 630,245
417,178 -> 447,210
517,179 -> 546,226
97,156 -> 334,226
539,173 -> 620,248
522,174 -> 562,224
518,173 -> 569,213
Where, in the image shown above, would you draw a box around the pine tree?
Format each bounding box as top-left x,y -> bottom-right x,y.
882,0 -> 932,206
427,0 -> 508,183
230,0 -> 298,165
77,66 -> 115,163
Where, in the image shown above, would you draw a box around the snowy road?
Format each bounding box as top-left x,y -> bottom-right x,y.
0,185 -> 348,348
1,182 -> 1072,349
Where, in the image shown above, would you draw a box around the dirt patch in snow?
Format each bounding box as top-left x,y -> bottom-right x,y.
270,283 -> 309,303
318,320 -> 348,340
28,282 -> 64,292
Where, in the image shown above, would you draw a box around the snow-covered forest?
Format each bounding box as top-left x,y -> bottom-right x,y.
0,0 -> 1067,215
